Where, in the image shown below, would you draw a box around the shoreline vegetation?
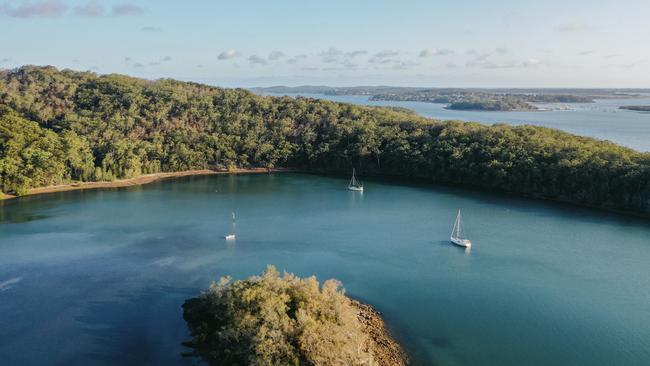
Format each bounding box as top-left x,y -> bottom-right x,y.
182,266 -> 408,366
1,66 -> 649,217
0,167 -> 292,200
255,85 -> 650,111
620,105 -> 650,112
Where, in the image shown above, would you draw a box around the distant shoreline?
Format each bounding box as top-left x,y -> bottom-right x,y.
0,168 -> 293,201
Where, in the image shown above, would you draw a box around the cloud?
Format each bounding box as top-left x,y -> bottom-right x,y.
1,58 -> 10,63
374,50 -> 399,58
0,0 -> 67,18
341,59 -> 358,69
555,22 -> 590,32
141,26 -> 161,32
578,50 -> 596,56
320,47 -> 342,63
218,49 -> 241,60
446,63 -> 457,69
392,61 -> 420,70
369,50 -> 400,64
468,60 -> 518,69
268,51 -> 284,60
133,62 -> 144,68
419,48 -> 453,57
73,1 -> 104,17
162,55 -> 172,62
344,50 -> 367,58
495,48 -> 509,55
522,58 -> 541,67
287,54 -> 307,64
467,57 -> 544,69
248,54 -> 267,65
604,54 -> 621,59
149,61 -> 160,66
111,3 -> 144,16
124,57 -> 132,62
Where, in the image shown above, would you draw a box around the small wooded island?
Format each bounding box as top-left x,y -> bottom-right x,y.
620,105 -> 650,112
182,266 -> 408,366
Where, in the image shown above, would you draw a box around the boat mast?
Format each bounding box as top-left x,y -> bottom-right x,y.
457,210 -> 462,239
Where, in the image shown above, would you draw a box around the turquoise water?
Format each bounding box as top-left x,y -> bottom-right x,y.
1,173 -> 650,366
266,93 -> 650,152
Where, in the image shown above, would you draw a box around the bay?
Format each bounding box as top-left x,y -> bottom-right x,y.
1,173 -> 649,365
265,92 -> 650,152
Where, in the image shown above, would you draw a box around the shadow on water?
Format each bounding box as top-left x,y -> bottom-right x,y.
350,173 -> 650,228
74,285 -> 197,366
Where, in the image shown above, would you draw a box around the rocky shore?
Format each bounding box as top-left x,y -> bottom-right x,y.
352,300 -> 409,366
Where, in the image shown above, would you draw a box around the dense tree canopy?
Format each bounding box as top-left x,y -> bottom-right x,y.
1,66 -> 649,215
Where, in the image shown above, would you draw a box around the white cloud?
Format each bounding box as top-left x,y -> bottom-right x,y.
374,50 -> 399,58
111,3 -> 144,16
419,48 -> 453,57
268,51 -> 285,60
0,0 -> 67,18
218,49 -> 241,60
344,50 -> 368,58
73,1 -> 104,17
320,47 -> 342,63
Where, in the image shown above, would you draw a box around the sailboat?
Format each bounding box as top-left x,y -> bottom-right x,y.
224,211 -> 236,240
347,168 -> 364,192
450,209 -> 472,248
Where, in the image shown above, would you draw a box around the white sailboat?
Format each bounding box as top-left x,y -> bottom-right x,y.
450,209 -> 471,248
224,211 -> 236,240
347,168 -> 364,192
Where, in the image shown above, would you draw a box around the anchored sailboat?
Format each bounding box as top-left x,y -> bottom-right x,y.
224,211 -> 236,240
450,209 -> 471,248
347,168 -> 364,192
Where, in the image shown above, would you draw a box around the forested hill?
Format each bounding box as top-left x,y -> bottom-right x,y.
1,66 -> 649,215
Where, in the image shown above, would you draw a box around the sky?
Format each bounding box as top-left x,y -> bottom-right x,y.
1,0 -> 649,88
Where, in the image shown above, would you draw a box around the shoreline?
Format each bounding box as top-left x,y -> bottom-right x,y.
1,167 -> 294,201
351,300 -> 409,366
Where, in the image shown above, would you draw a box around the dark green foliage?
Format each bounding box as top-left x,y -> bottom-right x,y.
447,97 -> 533,111
369,89 -> 594,109
0,66 -> 649,215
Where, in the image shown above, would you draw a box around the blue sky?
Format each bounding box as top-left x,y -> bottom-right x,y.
1,0 -> 649,87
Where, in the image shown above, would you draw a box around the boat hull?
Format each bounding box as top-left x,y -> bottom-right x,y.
224,234 -> 236,240
347,186 -> 364,192
451,237 -> 471,248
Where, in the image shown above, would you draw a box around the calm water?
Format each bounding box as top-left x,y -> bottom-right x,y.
266,92 -> 650,152
1,174 -> 650,366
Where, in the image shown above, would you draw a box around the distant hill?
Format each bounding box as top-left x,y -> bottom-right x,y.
1,65 -> 649,216
620,105 -> 650,112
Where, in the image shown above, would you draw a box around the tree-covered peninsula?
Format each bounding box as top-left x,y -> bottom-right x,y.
620,105 -> 650,112
182,266 -> 408,366
1,66 -> 650,215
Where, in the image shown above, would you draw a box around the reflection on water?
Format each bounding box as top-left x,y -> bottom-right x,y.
1,173 -> 650,366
